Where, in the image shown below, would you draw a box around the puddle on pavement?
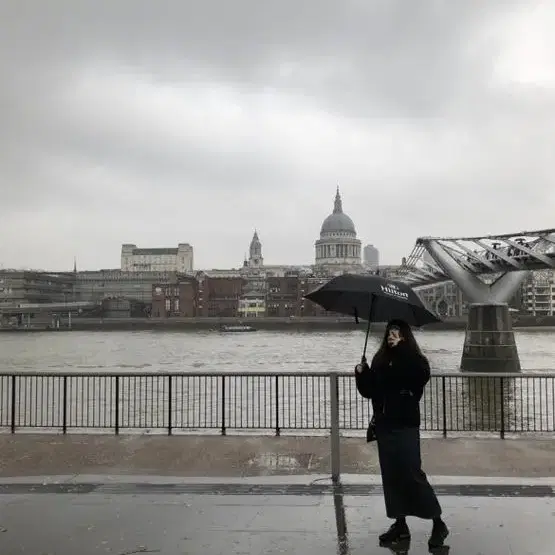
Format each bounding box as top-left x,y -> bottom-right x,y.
247,453 -> 313,470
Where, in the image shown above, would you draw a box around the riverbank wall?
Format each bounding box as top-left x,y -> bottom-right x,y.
2,315 -> 554,332
1,316 -> 463,332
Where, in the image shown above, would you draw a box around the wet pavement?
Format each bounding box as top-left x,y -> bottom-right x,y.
3,434 -> 555,478
2,435 -> 555,553
1,476 -> 555,554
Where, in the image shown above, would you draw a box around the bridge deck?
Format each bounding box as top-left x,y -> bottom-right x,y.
398,230 -> 555,288
399,251 -> 555,287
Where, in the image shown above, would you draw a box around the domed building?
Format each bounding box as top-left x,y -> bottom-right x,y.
314,187 -> 362,274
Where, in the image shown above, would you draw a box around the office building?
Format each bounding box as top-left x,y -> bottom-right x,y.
363,244 -> 379,270
121,243 -> 194,273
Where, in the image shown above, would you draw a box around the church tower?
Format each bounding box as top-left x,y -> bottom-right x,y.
248,230 -> 263,268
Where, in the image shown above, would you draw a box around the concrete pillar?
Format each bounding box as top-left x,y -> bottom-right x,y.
461,304 -> 520,372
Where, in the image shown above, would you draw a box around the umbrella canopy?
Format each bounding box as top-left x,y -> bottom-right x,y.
304,273 -> 440,327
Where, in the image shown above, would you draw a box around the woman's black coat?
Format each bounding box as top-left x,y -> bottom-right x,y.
355,343 -> 431,430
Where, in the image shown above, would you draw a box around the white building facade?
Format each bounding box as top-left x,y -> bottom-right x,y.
522,270 -> 555,316
314,188 -> 362,274
121,243 -> 194,273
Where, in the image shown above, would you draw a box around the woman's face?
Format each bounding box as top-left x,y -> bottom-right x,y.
387,326 -> 403,348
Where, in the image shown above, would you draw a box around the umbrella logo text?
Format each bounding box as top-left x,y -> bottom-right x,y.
380,283 -> 409,299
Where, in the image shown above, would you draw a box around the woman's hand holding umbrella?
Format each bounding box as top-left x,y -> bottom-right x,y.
355,355 -> 369,374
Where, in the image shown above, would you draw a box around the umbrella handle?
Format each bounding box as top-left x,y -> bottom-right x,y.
362,294 -> 374,359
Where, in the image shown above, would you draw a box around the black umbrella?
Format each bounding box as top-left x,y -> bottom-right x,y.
304,273 -> 440,356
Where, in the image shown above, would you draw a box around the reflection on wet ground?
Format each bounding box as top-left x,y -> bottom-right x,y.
247,452 -> 313,470
1,476 -> 554,554
332,483 -> 450,555
333,484 -> 349,554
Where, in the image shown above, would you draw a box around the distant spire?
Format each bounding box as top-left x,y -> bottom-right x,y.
73,257 -> 77,273
249,230 -> 262,264
250,230 -> 261,246
333,186 -> 343,214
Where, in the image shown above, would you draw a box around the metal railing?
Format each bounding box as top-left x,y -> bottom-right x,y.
3,371 -> 555,482
1,371 -> 554,438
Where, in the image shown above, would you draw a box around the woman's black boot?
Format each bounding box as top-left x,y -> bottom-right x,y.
428,517 -> 449,548
379,518 -> 410,544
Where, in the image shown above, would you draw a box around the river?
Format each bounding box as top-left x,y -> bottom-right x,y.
0,328 -> 553,373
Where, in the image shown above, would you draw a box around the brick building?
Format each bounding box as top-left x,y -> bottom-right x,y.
151,276 -> 198,317
198,274 -> 245,317
298,277 -> 334,317
266,276 -> 302,317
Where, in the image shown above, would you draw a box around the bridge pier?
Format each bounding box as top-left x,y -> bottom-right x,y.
421,239 -> 528,372
461,304 -> 520,372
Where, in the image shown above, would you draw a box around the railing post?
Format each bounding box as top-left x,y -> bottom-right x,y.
275,375 -> 280,436
329,372 -> 341,484
442,376 -> 447,438
500,376 -> 505,439
221,375 -> 226,436
10,375 -> 16,434
62,376 -> 68,434
168,375 -> 172,436
114,376 -> 120,435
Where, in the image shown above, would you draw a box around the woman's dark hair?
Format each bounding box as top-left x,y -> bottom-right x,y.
371,319 -> 424,366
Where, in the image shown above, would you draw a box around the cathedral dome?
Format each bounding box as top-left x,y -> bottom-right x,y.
320,188 -> 356,236
320,212 -> 356,235
314,187 -> 361,275
314,187 -> 362,271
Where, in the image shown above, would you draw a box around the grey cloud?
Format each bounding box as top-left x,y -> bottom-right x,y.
0,0 -> 554,270
0,1 -> 504,116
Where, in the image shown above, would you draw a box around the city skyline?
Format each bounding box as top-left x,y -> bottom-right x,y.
2,2 -> 555,271
2,188 -> 386,273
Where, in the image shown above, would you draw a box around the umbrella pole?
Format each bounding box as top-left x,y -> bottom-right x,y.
362,294 -> 374,359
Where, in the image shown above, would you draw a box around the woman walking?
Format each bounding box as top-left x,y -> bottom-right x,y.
355,319 -> 449,549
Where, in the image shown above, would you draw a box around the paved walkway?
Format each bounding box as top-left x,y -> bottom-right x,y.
2,436 -> 555,553
1,474 -> 555,554
2,434 -> 555,477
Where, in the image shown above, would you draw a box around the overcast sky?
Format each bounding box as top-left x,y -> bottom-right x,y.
1,1 -> 555,271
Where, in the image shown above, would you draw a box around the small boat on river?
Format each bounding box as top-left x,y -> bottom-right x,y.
220,324 -> 257,333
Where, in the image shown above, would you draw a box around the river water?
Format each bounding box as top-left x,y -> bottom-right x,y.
0,329 -> 553,373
